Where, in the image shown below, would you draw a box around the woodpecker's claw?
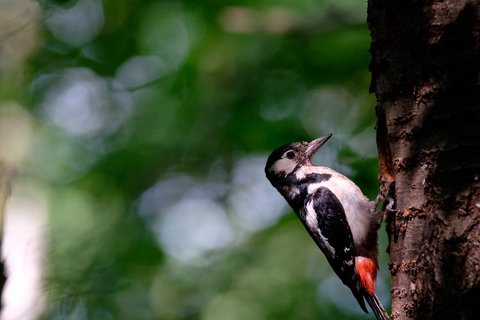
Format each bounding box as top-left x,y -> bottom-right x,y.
373,192 -> 383,210
378,181 -> 396,213
372,182 -> 396,225
385,200 -> 395,212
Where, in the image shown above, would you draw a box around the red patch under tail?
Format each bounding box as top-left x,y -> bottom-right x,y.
355,256 -> 378,295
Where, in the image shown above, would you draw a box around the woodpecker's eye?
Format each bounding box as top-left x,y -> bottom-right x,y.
286,151 -> 295,159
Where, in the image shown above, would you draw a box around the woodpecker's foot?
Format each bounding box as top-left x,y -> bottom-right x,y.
384,198 -> 395,212
373,192 -> 382,210
381,181 -> 396,213
372,182 -> 396,223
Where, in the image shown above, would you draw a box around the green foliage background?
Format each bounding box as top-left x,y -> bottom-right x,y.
0,0 -> 390,319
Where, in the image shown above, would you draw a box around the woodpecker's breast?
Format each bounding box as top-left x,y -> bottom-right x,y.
295,166 -> 372,247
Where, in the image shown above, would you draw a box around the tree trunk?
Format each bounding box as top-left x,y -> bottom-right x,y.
368,0 -> 480,319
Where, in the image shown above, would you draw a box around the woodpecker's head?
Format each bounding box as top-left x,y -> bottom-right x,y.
265,134 -> 332,182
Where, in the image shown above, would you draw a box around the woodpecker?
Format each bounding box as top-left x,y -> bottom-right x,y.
265,134 -> 390,320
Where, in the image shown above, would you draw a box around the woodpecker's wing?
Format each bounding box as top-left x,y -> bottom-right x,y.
301,186 -> 367,312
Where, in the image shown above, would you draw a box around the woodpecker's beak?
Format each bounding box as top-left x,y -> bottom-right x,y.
303,134 -> 332,160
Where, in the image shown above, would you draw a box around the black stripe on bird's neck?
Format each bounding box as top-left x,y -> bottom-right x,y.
280,172 -> 332,212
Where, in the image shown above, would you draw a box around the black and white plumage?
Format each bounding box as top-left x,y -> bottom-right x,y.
265,134 -> 390,320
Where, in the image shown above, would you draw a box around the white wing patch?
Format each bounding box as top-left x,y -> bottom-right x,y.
305,200 -> 318,230
305,200 -> 336,257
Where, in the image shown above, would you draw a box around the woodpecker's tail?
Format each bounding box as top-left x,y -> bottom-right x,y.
365,293 -> 390,320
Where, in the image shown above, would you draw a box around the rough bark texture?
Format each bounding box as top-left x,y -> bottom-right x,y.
368,0 -> 480,319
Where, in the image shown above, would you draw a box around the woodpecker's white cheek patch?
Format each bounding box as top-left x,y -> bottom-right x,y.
268,158 -> 297,176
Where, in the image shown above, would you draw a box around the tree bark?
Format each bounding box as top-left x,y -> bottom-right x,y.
368,0 -> 480,319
